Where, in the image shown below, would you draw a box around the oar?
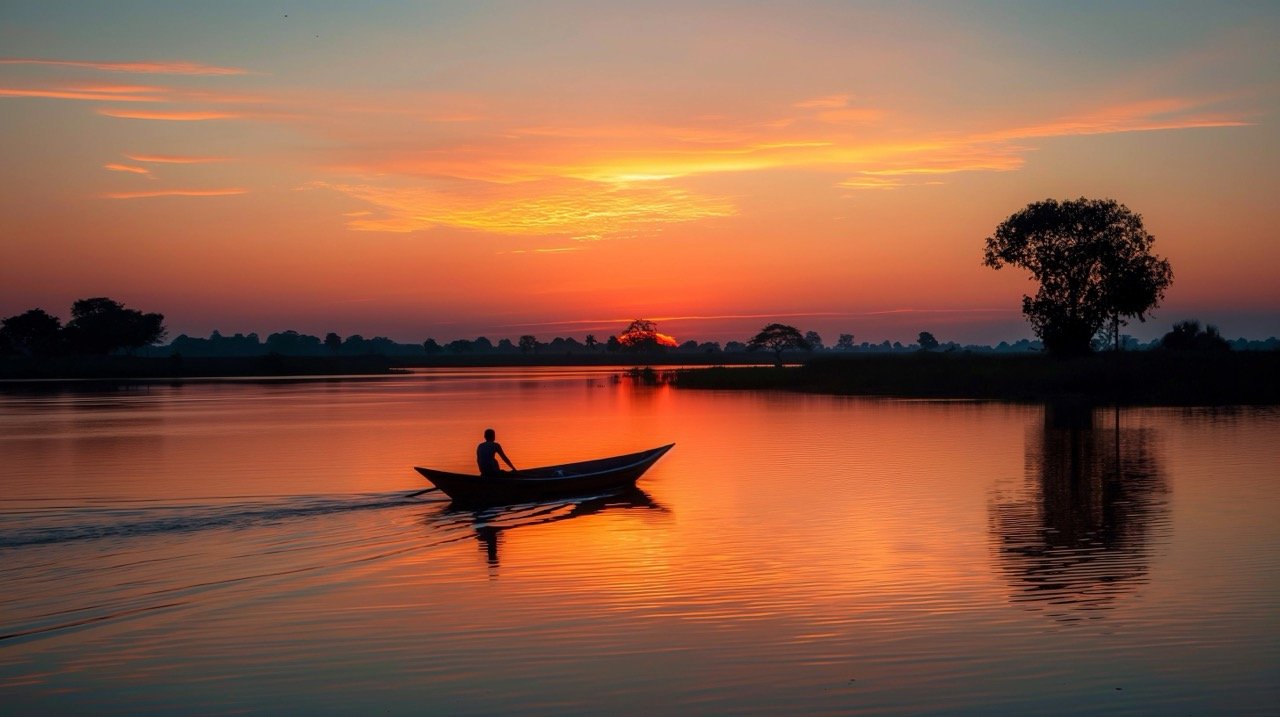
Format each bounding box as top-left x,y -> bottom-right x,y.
405,487 -> 439,498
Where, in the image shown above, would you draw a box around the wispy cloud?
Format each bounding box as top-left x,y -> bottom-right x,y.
104,163 -> 153,177
124,153 -> 231,164
502,308 -> 1018,331
0,85 -> 163,102
0,57 -> 252,76
102,188 -> 247,199
308,179 -> 734,236
795,94 -> 855,109
501,247 -> 586,255
97,108 -> 240,121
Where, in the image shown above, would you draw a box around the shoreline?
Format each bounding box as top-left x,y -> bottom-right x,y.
4,351 -> 1278,406
671,352 -> 1280,406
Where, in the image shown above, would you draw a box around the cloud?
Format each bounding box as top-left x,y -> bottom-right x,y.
795,94 -> 854,109
501,247 -> 587,255
0,57 -> 252,75
97,108 -> 240,121
308,179 -> 734,236
102,188 -> 247,199
0,85 -> 163,102
124,153 -> 230,164
104,163 -> 153,177
983,97 -> 1250,141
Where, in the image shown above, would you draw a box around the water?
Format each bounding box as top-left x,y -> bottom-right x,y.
1,368 -> 1277,715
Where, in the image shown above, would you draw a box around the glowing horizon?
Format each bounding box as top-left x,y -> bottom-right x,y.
1,2 -> 1277,344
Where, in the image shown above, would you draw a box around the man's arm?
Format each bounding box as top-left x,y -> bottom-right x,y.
497,446 -> 517,471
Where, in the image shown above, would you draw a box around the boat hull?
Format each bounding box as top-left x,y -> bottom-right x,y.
415,444 -> 674,507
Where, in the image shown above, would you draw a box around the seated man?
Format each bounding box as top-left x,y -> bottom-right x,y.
476,428 -> 517,476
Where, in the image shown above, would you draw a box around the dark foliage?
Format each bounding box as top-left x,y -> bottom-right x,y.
63,298 -> 166,355
747,323 -> 810,365
918,331 -> 939,351
0,308 -> 63,357
1158,320 -> 1230,351
984,198 -> 1172,357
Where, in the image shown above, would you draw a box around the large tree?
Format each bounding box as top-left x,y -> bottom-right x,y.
63,297 -> 166,355
748,323 -> 810,366
983,198 -> 1172,357
0,308 -> 63,357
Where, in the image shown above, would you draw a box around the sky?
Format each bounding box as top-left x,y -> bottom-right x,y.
1,1 -> 1277,345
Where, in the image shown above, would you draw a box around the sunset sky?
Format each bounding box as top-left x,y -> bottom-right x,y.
2,2 -> 1277,345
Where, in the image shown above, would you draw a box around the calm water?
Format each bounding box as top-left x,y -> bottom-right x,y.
1,368 -> 1277,716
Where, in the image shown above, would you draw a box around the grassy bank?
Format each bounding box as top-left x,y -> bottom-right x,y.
0,354 -> 398,381
672,351 -> 1280,405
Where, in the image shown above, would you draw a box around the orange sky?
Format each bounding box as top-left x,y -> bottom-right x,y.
1,3 -> 1277,343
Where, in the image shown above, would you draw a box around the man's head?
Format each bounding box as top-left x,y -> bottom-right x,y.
484,428 -> 496,441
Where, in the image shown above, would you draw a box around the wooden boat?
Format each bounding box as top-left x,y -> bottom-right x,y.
415,444 -> 674,507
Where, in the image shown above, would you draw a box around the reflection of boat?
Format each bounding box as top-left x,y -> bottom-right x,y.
415,444 -> 674,507
462,488 -> 664,567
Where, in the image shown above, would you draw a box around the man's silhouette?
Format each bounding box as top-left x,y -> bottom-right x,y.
476,428 -> 517,476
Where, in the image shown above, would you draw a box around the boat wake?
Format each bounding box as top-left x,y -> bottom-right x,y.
0,492 -> 440,549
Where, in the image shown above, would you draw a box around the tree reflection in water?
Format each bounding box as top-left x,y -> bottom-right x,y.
990,404 -> 1171,621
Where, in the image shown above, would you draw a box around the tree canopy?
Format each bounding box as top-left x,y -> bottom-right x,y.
63,297 -> 167,355
617,319 -> 677,351
917,331 -> 939,351
983,198 -> 1172,357
1159,320 -> 1230,351
747,323 -> 810,365
0,308 -> 63,357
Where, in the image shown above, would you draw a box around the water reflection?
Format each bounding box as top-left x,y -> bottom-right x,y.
990,405 -> 1171,621
426,488 -> 666,572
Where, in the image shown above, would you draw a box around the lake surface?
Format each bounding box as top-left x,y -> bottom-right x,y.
2,368 -> 1277,715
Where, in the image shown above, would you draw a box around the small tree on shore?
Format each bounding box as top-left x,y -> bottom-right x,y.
748,323 -> 810,366
1158,320 -> 1230,351
618,319 -> 677,352
918,331 -> 939,351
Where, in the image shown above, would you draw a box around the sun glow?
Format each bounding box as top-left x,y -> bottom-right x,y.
0,2 -> 1275,342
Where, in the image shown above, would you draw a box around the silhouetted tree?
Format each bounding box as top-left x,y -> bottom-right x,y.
518,335 -> 538,354
836,333 -> 856,351
266,330 -> 322,355
324,332 -> 342,352
0,308 -> 63,357
584,334 -> 598,350
983,198 -> 1172,357
423,338 -> 441,354
497,338 -> 516,353
64,297 -> 166,355
1158,320 -> 1230,351
748,323 -> 810,366
605,335 -> 621,352
618,319 -> 676,351
724,340 -> 746,353
918,331 -> 939,351
804,331 -> 824,351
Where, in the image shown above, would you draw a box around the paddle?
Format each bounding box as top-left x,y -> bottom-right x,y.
405,487 -> 439,498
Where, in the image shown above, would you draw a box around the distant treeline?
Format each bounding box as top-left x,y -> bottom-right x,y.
139,331 -> 1050,358
140,329 -> 1276,359
4,298 -> 1277,364
672,351 -> 1280,406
